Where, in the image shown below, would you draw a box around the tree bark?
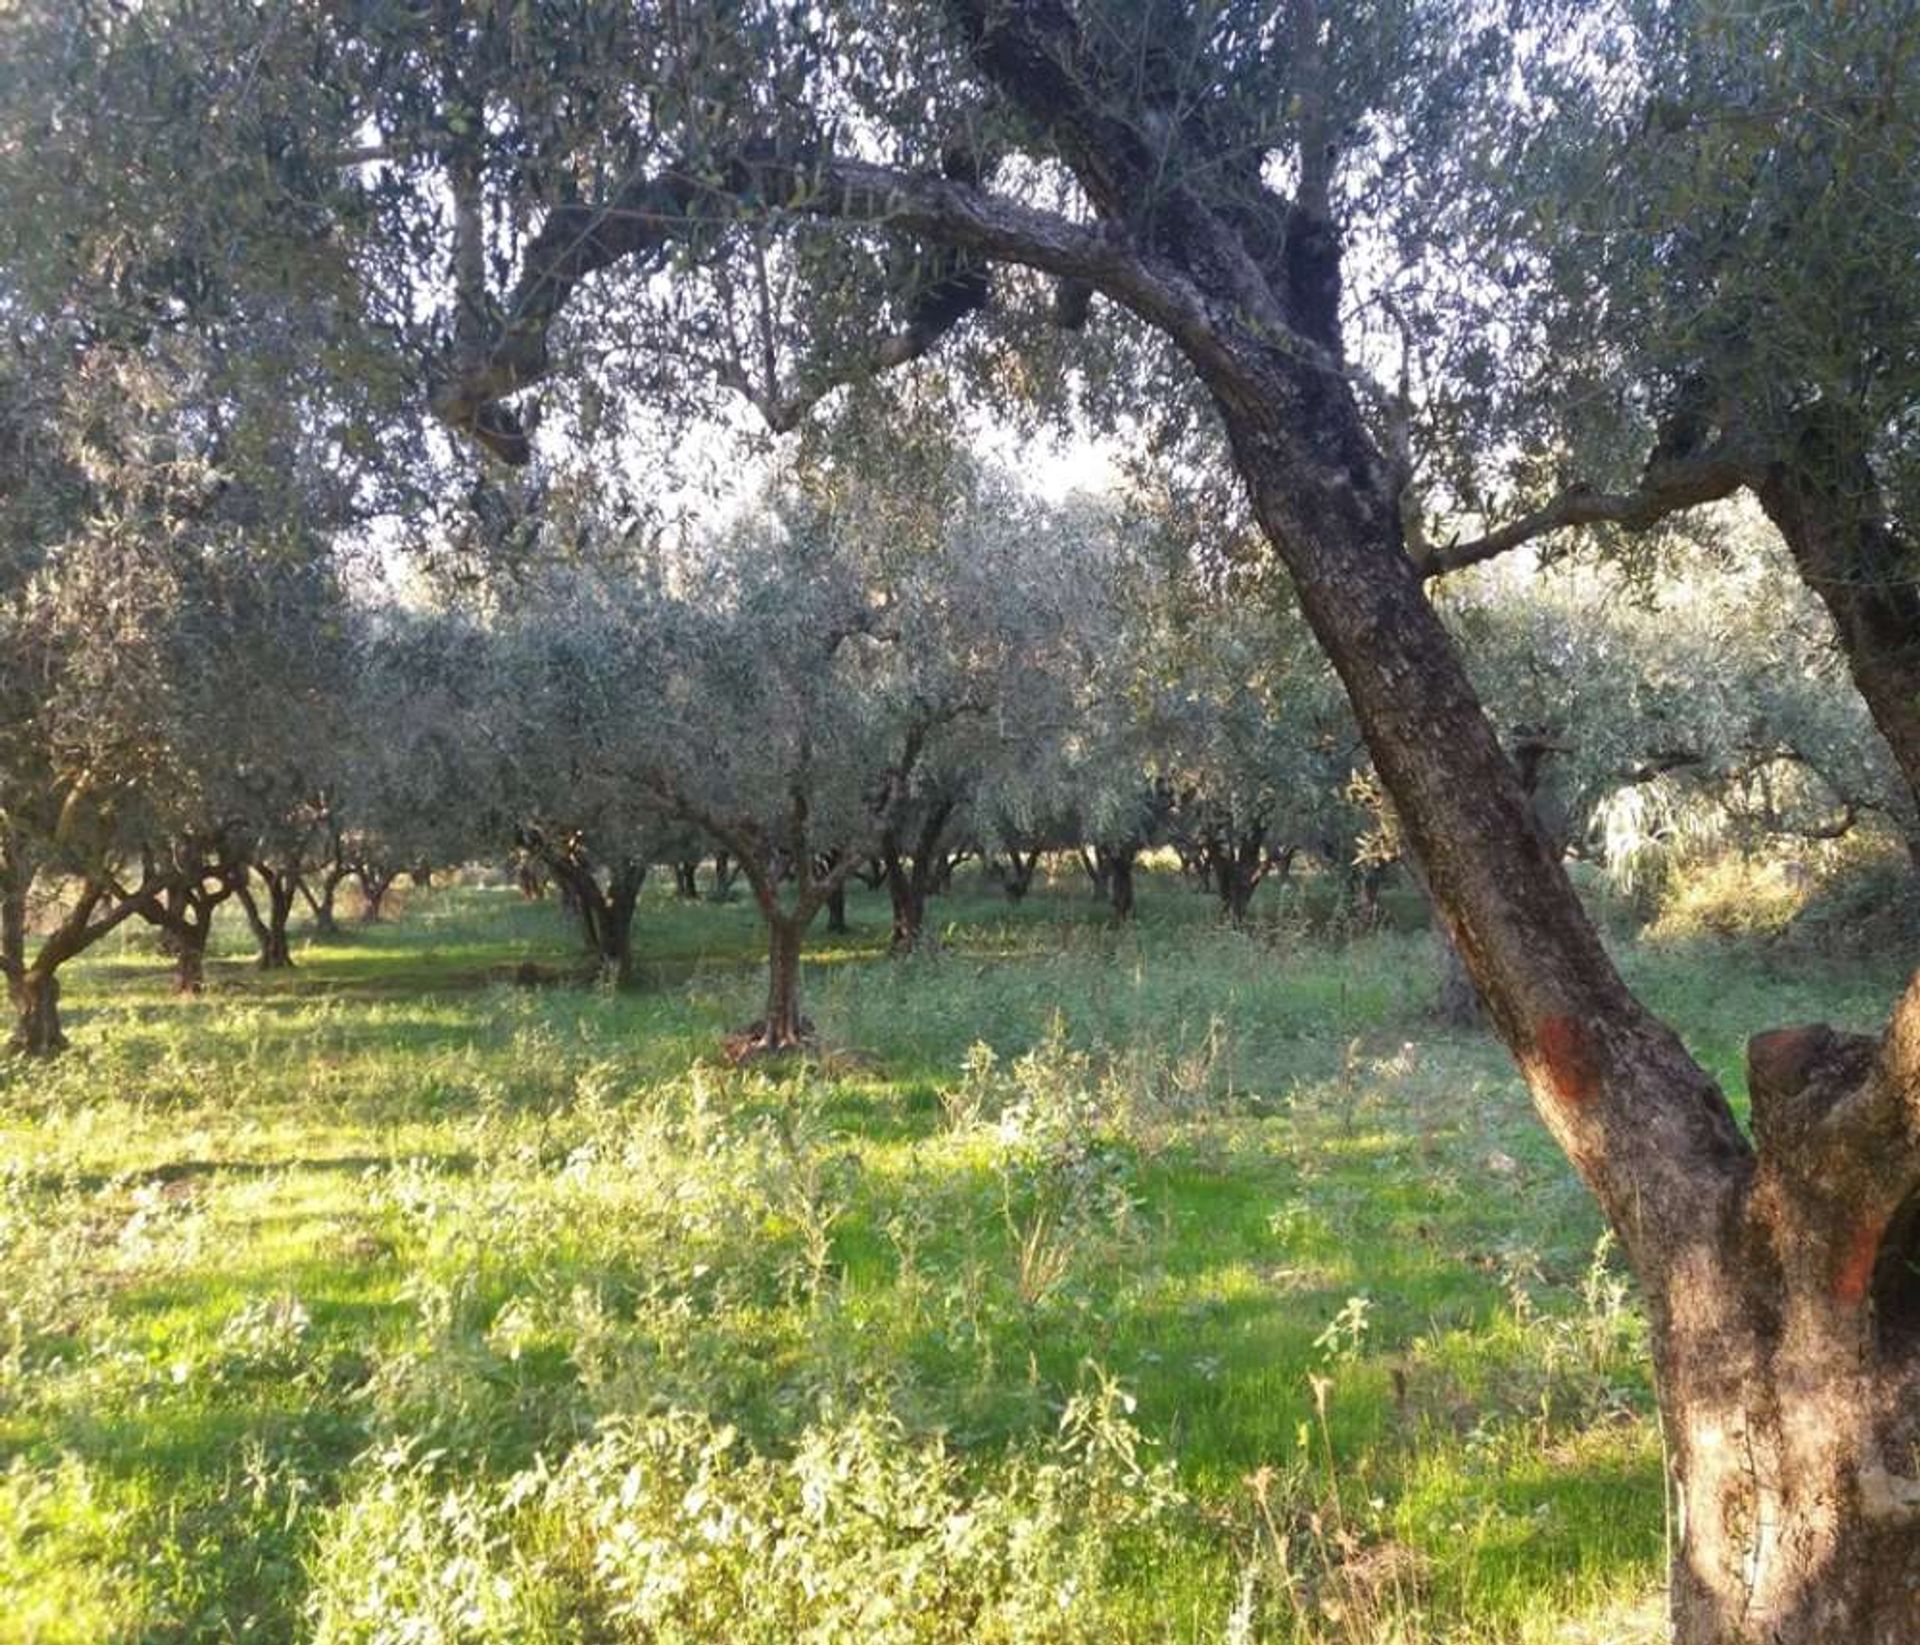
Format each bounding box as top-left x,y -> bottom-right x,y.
883,836 -> 928,953
599,862 -> 643,988
674,859 -> 701,899
149,874 -> 229,995
550,852 -> 644,986
752,914 -> 809,1051
173,923 -> 209,994
356,865 -> 395,923
300,863 -> 345,934
1756,412 -> 1920,820
708,851 -> 739,901
882,804 -> 953,954
825,881 -> 849,935
1001,847 -> 1040,902
1,871 -> 25,986
1205,831 -> 1267,927
1096,842 -> 1137,922
236,869 -> 297,970
1646,1015 -> 1920,1643
9,970 -> 64,1056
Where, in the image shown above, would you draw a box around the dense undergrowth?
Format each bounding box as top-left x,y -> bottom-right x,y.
1,869 -> 1909,1642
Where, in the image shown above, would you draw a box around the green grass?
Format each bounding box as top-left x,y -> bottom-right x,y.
1,870 -> 1908,1641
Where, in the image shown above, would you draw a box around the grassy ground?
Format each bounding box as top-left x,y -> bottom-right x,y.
0,870 -> 1908,1642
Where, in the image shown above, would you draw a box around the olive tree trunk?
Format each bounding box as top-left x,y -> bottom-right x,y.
236,868 -> 298,970
8,970 -> 65,1056
1756,411 -> 1920,823
1207,359 -> 1920,1641
1095,842 -> 1137,922
756,914 -> 809,1050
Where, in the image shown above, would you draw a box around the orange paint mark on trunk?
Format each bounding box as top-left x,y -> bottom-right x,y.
1834,1216 -> 1885,1307
1534,1013 -> 1600,1109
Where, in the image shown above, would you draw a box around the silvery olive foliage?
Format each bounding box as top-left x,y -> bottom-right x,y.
1448,508 -> 1915,875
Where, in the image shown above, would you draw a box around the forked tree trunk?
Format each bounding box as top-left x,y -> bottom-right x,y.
1208,834 -> 1266,927
1077,845 -> 1108,902
357,867 -> 395,923
9,970 -> 64,1056
237,870 -> 298,970
1001,847 -> 1040,902
553,856 -> 644,987
708,851 -> 739,901
151,879 -> 225,995
301,864 -> 345,934
674,860 -> 701,899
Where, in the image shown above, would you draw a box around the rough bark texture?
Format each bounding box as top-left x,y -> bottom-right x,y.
674,860 -> 701,900
1650,1011 -> 1920,1643
1756,413 -> 1920,819
753,915 -> 809,1051
10,970 -> 64,1056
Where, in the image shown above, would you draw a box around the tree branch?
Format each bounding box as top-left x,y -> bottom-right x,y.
432,148 -> 1237,464
1419,439 -> 1753,579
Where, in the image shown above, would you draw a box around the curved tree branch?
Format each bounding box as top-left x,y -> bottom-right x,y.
1419,438 -> 1754,579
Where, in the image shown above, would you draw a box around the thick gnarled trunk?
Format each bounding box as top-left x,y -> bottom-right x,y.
551,853 -> 644,988
8,970 -> 64,1056
1653,1016 -> 1920,1642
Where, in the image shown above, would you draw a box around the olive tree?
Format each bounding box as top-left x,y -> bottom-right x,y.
20,0 -> 1920,1628
1414,2 -> 1920,833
